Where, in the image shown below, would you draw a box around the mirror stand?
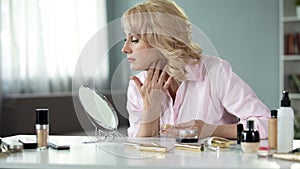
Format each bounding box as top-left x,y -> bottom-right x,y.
94,128 -> 124,142
78,86 -> 125,143
87,115 -> 124,142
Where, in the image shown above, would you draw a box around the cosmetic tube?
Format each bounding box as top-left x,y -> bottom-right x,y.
206,137 -> 233,148
174,143 -> 204,152
124,142 -> 167,153
36,109 -> 49,150
268,109 -> 277,149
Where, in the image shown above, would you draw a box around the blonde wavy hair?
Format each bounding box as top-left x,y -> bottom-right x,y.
122,0 -> 202,81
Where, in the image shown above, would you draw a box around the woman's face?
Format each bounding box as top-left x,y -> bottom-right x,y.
121,33 -> 161,71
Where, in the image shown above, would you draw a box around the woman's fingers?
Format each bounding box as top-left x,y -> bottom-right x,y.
160,125 -> 179,137
138,60 -> 173,94
160,120 -> 205,138
175,121 -> 194,129
151,61 -> 161,85
175,120 -> 199,129
163,76 -> 173,90
151,70 -> 160,88
130,76 -> 143,90
145,68 -> 154,87
158,71 -> 167,86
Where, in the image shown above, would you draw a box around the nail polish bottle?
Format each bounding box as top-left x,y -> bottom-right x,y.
36,109 -> 49,150
241,120 -> 260,153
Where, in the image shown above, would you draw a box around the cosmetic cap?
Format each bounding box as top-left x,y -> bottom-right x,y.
237,123 -> 244,144
281,91 -> 291,107
241,120 -> 260,142
247,120 -> 254,130
36,109 -> 49,125
271,110 -> 277,118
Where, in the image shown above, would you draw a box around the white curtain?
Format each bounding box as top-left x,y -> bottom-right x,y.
0,0 -> 108,94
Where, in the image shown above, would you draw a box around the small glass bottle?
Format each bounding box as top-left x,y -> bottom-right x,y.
241,120 -> 260,153
36,109 -> 49,150
268,109 -> 277,149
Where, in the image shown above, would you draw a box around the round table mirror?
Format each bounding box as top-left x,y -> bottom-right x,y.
78,86 -> 123,141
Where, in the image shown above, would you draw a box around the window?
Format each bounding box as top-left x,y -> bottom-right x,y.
0,0 -> 108,94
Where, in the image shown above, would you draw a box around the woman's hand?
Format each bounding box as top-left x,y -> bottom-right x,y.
130,62 -> 173,112
175,120 -> 205,130
160,120 -> 217,139
130,61 -> 173,137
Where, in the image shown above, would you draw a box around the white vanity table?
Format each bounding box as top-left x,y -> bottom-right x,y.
0,135 -> 299,169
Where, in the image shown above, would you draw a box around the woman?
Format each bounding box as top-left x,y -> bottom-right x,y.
121,0 -> 270,139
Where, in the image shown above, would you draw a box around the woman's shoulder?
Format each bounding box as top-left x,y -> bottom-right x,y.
200,54 -> 231,70
192,54 -> 233,79
200,53 -> 225,64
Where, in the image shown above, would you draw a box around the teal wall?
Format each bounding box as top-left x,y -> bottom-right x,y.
106,0 -> 279,109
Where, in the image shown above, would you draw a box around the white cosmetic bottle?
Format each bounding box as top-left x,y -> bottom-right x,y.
277,91 -> 294,153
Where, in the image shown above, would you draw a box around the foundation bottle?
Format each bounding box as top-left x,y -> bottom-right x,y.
241,120 -> 260,153
268,109 -> 277,149
36,109 -> 49,150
